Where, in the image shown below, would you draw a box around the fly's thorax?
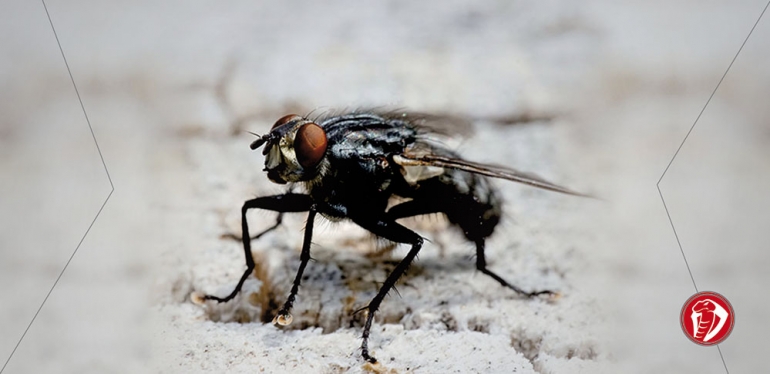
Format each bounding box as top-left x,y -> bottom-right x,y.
262,115 -> 329,185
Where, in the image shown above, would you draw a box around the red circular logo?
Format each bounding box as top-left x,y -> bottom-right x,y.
680,291 -> 735,345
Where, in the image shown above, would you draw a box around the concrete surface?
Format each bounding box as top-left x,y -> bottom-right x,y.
1,0 -> 768,373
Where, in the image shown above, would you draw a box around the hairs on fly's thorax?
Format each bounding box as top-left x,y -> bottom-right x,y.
304,106 -> 363,124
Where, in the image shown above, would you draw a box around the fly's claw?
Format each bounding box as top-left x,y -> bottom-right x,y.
190,291 -> 206,305
272,312 -> 293,326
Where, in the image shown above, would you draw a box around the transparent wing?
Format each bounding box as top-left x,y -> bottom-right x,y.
394,148 -> 591,198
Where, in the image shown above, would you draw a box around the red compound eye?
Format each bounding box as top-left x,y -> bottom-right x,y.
294,122 -> 327,169
272,114 -> 302,130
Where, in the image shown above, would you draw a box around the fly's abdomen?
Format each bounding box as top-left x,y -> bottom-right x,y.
444,169 -> 502,240
408,167 -> 502,241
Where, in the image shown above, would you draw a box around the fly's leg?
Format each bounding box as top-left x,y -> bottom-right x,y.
221,186 -> 295,241
273,207 -> 317,326
391,201 -> 551,297
349,201 -> 437,259
386,199 -> 441,220
474,239 -> 553,297
202,194 -> 312,303
220,212 -> 283,241
353,216 -> 424,363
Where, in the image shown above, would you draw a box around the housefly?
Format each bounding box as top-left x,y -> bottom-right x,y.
198,111 -> 587,363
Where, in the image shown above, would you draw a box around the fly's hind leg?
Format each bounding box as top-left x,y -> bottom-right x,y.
474,239 -> 553,298
390,200 -> 551,298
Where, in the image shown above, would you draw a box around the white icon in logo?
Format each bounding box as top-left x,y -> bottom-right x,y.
691,299 -> 729,342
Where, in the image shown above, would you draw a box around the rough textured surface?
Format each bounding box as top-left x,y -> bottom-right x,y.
2,0 -> 769,373
151,120 -> 604,374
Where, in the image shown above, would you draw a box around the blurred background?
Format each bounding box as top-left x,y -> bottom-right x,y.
1,0 -> 768,372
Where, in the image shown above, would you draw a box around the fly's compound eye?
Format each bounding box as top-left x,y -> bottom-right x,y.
272,114 -> 302,130
294,123 -> 327,169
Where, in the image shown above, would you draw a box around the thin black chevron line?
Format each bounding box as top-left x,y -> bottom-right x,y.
1,1 -> 115,372
657,2 -> 770,373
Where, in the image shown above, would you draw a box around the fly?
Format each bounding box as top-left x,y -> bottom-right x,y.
196,111 -> 589,363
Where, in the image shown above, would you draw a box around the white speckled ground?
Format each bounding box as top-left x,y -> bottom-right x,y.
148,118 -> 605,373
2,1 -> 769,373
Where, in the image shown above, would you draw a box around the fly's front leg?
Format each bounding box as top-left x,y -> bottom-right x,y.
221,186 -> 295,241
220,213 -> 284,241
202,194 -> 312,303
272,207 -> 317,326
352,216 -> 424,363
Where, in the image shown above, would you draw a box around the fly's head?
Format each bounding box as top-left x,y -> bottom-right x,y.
249,114 -> 328,184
